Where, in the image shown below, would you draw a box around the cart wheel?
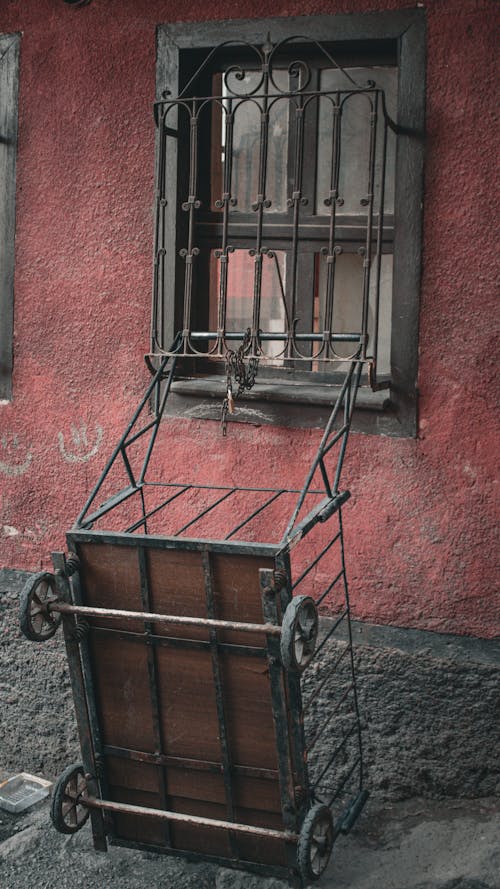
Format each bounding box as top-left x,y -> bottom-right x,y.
280,596 -> 318,672
51,763 -> 90,835
19,572 -> 62,642
297,804 -> 334,882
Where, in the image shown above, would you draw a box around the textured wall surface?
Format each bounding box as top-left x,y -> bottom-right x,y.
1,570 -> 498,799
0,0 -> 498,638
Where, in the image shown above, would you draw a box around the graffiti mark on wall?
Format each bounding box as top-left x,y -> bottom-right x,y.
57,423 -> 104,464
0,433 -> 33,477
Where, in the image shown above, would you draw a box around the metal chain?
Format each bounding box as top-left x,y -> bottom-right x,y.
221,329 -> 259,436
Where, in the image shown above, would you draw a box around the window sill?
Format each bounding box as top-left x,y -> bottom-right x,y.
163,376 -> 410,436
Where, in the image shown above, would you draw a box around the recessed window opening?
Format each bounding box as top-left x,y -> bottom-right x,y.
153,16 -> 425,434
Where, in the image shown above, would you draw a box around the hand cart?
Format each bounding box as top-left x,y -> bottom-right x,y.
20,34 -> 398,886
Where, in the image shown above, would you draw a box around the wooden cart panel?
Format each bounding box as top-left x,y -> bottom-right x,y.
70,535 -> 296,869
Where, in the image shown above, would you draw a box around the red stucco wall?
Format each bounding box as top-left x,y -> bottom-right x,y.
0,0 -> 498,638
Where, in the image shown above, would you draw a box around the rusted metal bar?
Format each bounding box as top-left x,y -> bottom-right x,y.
338,507 -> 365,791
302,643 -> 351,713
85,796 -> 298,841
102,744 -> 279,782
50,601 -> 282,635
173,488 -> 236,535
124,486 -> 191,534
316,567 -> 345,606
291,529 -> 341,590
329,759 -> 362,810
224,490 -> 285,540
306,683 -> 355,755
311,608 -> 348,661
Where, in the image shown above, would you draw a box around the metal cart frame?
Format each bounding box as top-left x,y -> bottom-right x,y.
19,33 -> 401,885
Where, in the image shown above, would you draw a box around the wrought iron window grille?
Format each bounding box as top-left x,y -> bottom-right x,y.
152,15 -> 425,435
152,37 -> 397,384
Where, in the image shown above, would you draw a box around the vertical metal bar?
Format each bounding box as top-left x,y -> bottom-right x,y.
324,93 -> 341,355
151,109 -> 167,352
283,361 -> 355,540
138,350 -> 179,484
250,45 -> 271,351
289,95 -> 306,349
338,507 -> 364,792
371,91 -> 388,376
216,95 -> 234,351
139,486 -> 148,535
75,354 -> 169,527
259,569 -> 297,828
120,446 -> 136,488
201,550 -> 239,859
274,554 -> 310,815
53,550 -> 107,850
332,361 -> 362,494
318,458 -> 333,499
137,545 -> 171,846
180,99 -> 200,349
259,567 -> 299,879
360,93 -> 378,356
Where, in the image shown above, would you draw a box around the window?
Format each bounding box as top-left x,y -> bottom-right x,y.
154,12 -> 425,435
0,33 -> 20,402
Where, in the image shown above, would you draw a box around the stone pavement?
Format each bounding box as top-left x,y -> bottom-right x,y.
0,793 -> 498,889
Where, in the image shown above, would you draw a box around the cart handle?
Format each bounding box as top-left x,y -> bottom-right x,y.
85,795 -> 298,841
51,601 -> 282,636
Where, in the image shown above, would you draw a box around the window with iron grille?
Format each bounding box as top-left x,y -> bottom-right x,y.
153,12 -> 425,435
0,33 -> 20,401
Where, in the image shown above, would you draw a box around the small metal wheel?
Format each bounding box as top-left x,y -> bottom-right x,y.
19,572 -> 61,642
297,804 -> 334,882
51,763 -> 90,835
280,595 -> 318,672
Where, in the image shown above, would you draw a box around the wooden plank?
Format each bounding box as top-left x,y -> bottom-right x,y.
147,547 -> 208,640
78,542 -> 144,633
105,755 -> 165,845
75,539 -> 297,868
90,637 -> 156,752
220,652 -> 279,770
155,646 -> 221,761
213,552 -> 275,646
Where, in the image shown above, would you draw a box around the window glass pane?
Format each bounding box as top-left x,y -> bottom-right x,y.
211,71 -> 289,213
316,251 -> 393,374
316,67 -> 397,215
209,248 -> 287,360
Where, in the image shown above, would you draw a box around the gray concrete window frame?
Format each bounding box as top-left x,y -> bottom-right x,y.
155,11 -> 425,436
0,33 -> 20,401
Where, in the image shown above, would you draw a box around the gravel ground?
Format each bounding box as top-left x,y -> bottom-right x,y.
2,573 -> 499,888
0,793 -> 498,889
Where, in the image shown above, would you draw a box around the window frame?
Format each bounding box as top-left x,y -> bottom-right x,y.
0,32 -> 20,402
155,11 -> 425,436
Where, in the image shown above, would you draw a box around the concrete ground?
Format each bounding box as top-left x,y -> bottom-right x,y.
0,792 -> 498,889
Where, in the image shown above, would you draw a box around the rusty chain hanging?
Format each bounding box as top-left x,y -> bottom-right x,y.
221,329 -> 259,436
